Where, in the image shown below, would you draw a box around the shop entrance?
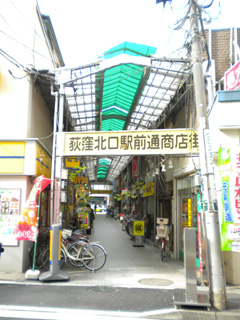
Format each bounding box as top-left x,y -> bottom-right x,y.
46,129 -> 199,283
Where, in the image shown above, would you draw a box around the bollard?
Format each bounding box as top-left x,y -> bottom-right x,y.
132,235 -> 144,247
39,224 -> 69,282
174,228 -> 210,310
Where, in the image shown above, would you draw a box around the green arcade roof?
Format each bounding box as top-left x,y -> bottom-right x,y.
61,41 -> 191,182
95,42 -> 156,180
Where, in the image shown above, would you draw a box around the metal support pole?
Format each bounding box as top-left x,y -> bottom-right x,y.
39,225 -> 69,281
189,0 -> 227,310
50,91 -> 59,226
40,87 -> 69,282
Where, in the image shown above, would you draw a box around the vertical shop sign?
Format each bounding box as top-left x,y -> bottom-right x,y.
16,175 -> 51,242
219,148 -> 240,251
188,199 -> 192,227
132,156 -> 138,178
112,179 -> 117,193
197,212 -> 203,274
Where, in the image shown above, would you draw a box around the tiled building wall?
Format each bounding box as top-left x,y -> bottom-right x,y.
201,28 -> 240,83
163,28 -> 240,130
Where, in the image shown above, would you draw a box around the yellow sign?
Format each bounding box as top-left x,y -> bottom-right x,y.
142,182 -> 154,197
36,144 -> 51,178
188,199 -> 192,227
78,212 -> 89,229
62,129 -> 199,156
65,157 -> 80,168
0,141 -> 25,173
91,190 -> 111,194
74,176 -> 88,184
133,221 -> 144,236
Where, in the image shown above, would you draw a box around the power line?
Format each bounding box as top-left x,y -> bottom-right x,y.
0,29 -> 56,65
0,48 -> 24,69
202,0 -> 214,9
7,0 -> 47,45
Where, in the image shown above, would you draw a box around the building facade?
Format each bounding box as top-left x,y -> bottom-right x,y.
0,0 -> 64,272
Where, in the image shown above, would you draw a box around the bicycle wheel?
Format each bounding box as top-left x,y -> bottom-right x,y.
41,246 -> 66,270
161,247 -> 164,261
68,241 -> 87,267
161,239 -> 164,261
81,244 -> 107,271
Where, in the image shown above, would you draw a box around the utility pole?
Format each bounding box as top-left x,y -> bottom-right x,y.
189,0 -> 227,310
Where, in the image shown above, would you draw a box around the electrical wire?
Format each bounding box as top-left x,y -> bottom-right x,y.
202,0 -> 214,9
0,48 -> 25,69
7,0 -> 47,46
172,1 -> 190,30
0,29 -> 56,65
39,131 -> 54,140
197,4 -> 211,72
170,1 -> 189,10
8,69 -> 28,79
0,46 -> 57,86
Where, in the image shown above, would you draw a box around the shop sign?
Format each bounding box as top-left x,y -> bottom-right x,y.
133,220 -> 144,236
0,188 -> 21,246
61,129 -> 199,156
91,190 -> 111,194
188,199 -> 192,227
16,175 -> 51,242
142,182 -> 154,197
219,147 -> 240,251
112,179 -> 117,193
36,144 -> 51,178
74,176 -> 88,184
0,142 -> 25,174
197,193 -> 202,212
224,60 -> 240,91
78,212 -> 88,229
197,213 -> 203,274
132,157 -> 138,178
65,157 -> 80,168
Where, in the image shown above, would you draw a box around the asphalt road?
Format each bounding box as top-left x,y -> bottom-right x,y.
0,283 -> 179,311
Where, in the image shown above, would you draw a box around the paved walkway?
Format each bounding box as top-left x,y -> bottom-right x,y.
64,214 -> 186,289
0,215 -> 240,319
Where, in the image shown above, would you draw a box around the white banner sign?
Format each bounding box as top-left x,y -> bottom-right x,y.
58,129 -> 199,156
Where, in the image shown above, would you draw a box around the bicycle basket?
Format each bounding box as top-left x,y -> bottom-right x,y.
62,229 -> 72,239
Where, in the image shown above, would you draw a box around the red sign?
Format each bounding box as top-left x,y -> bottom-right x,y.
132,156 -> 138,178
224,61 -> 240,90
16,175 -> 51,242
197,213 -> 203,275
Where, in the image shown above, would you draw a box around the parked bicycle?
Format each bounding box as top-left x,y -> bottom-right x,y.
156,218 -> 169,262
37,229 -> 89,270
41,229 -> 107,272
160,237 -> 166,261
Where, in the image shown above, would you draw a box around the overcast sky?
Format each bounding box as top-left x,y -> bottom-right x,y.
37,0 -> 239,67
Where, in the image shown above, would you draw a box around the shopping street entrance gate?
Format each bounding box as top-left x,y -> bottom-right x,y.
40,128 -> 209,310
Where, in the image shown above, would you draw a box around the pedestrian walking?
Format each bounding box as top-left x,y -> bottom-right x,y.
106,206 -> 111,218
94,202 -> 97,214
86,204 -> 95,234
